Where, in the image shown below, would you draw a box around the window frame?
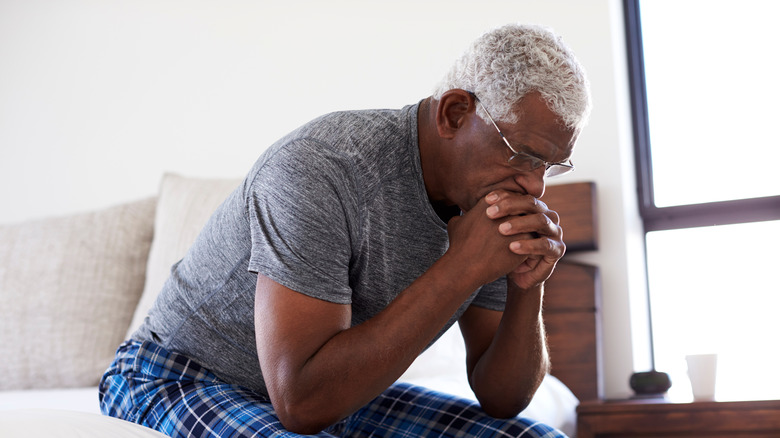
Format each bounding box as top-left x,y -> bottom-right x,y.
623,0 -> 780,233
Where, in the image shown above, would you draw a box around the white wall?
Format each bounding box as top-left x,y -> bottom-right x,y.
0,0 -> 648,399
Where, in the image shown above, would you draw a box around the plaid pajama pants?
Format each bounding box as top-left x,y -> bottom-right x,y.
99,340 -> 567,438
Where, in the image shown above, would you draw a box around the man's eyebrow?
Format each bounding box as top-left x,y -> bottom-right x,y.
516,138 -> 574,164
516,142 -> 556,162
520,145 -> 547,160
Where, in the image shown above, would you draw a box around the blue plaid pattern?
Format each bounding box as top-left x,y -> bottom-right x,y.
100,341 -> 567,437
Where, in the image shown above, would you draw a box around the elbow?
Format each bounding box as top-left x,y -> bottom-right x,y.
279,418 -> 331,435
473,378 -> 540,419
478,395 -> 532,420
274,399 -> 342,435
264,373 -> 351,433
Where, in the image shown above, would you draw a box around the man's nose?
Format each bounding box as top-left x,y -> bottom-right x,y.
515,167 -> 546,199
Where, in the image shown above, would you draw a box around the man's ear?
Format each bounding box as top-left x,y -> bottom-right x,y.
435,89 -> 475,139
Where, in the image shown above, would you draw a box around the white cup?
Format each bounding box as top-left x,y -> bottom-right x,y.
686,353 -> 718,401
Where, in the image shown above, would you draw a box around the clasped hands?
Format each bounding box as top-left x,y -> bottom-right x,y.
446,189 -> 565,290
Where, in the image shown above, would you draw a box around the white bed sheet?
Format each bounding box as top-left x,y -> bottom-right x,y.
0,326 -> 578,436
0,387 -> 101,414
0,382 -> 576,437
0,382 -> 575,437
0,409 -> 167,437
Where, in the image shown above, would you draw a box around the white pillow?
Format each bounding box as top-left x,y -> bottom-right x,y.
126,174 -> 241,337
400,323 -> 468,381
0,199 -> 156,390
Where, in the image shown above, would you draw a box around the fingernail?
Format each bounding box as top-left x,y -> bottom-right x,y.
486,193 -> 499,202
499,222 -> 511,234
510,241 -> 522,251
487,205 -> 499,217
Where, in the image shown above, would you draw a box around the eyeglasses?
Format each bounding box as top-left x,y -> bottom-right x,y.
472,94 -> 575,178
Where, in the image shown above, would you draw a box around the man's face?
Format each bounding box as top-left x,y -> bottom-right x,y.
448,93 -> 578,212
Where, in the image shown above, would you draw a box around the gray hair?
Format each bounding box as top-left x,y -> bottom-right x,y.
433,24 -> 592,133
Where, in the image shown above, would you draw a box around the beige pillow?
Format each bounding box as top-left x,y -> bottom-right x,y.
0,198 -> 156,390
126,174 -> 242,337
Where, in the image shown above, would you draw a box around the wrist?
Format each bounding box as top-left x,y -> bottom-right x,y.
506,280 -> 544,308
436,250 -> 487,294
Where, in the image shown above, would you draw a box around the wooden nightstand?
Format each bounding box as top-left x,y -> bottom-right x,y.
577,398 -> 780,438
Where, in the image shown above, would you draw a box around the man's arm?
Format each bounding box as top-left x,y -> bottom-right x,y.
458,285 -> 548,418
458,189 -> 565,418
254,194 -> 530,434
254,257 -> 494,433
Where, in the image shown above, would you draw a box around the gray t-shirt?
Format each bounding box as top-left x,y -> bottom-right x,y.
134,103 -> 507,397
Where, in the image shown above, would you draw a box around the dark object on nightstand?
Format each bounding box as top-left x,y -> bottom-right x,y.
629,370 -> 672,396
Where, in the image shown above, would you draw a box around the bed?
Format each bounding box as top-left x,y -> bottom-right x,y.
0,179 -> 602,437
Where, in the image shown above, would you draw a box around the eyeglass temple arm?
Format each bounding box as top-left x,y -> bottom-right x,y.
467,91 -> 521,155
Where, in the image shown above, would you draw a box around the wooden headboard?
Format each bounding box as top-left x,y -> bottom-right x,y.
540,182 -> 602,402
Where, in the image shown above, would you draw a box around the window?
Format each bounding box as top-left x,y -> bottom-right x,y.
624,0 -> 780,401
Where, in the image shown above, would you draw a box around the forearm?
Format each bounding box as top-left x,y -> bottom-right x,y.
467,282 -> 550,418
260,191 -> 539,432
261,254 -> 482,433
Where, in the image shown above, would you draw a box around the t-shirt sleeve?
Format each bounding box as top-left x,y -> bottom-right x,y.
245,139 -> 360,304
469,277 -> 507,312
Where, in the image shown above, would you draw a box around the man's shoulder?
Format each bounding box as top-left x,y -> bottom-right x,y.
270,104 -> 418,161
305,105 -> 416,137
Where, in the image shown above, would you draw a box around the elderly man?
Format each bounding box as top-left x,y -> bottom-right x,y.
100,23 -> 591,437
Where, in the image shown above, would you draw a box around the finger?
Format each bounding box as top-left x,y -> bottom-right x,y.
498,211 -> 560,238
508,256 -> 557,289
512,256 -> 541,274
544,208 -> 561,226
509,236 -> 566,260
485,190 -> 542,219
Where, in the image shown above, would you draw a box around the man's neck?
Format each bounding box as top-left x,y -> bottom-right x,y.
431,201 -> 461,224
417,97 -> 448,208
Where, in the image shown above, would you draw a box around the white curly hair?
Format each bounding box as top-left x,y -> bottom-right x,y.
433,24 -> 592,134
